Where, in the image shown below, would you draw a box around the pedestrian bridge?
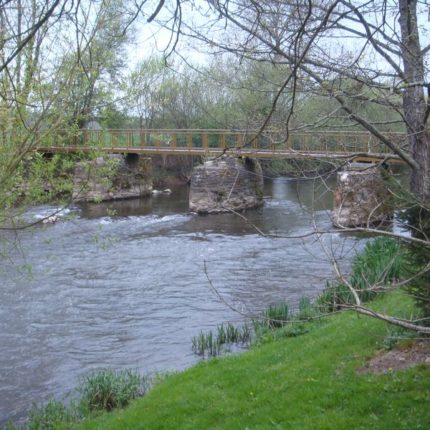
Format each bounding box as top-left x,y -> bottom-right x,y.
38,129 -> 404,162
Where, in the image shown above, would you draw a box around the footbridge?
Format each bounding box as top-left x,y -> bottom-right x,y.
38,129 -> 404,162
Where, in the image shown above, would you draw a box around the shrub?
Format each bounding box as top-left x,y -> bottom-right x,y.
79,369 -> 145,412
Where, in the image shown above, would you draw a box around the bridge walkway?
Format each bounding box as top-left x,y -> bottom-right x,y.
37,129 -> 405,162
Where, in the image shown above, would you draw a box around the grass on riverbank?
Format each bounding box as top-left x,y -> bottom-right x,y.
74,291 -> 430,430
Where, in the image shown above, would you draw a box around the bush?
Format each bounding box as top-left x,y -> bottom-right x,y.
79,369 -> 145,412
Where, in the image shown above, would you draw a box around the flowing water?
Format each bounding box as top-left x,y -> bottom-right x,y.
0,178 -> 366,425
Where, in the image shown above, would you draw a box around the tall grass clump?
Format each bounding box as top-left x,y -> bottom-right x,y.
317,237 -> 405,311
253,302 -> 289,330
3,369 -> 148,430
297,296 -> 319,320
79,369 -> 145,412
3,399 -> 77,430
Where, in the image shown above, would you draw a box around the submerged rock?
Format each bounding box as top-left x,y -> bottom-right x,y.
189,156 -> 263,214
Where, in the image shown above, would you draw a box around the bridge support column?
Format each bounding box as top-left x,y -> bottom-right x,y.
332,163 -> 392,228
189,156 -> 264,214
73,154 -> 152,202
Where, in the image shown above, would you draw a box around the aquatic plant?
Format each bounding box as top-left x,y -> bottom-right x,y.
191,323 -> 251,357
253,302 -> 289,330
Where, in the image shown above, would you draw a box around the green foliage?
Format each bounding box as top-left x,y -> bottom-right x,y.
382,325 -> 420,351
397,206 -> 430,325
191,323 -> 251,357
23,154 -> 76,204
3,369 -> 147,429
351,236 -> 404,297
253,302 -> 289,330
317,237 -> 405,311
3,399 -> 76,430
254,322 -> 310,345
78,369 -> 145,413
297,295 -> 319,320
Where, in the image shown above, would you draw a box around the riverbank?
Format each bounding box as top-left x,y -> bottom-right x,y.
72,291 -> 429,430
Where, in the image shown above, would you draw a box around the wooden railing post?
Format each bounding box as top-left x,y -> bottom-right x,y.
251,133 -> 257,149
140,130 -> 145,147
220,133 -> 226,150
202,133 -> 209,150
187,133 -> 192,149
236,134 -> 243,148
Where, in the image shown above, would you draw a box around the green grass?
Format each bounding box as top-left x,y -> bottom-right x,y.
73,291 -> 430,430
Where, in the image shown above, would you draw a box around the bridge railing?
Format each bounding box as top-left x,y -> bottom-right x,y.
42,129 -> 405,156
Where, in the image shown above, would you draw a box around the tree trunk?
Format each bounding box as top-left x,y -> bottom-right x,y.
398,0 -> 430,199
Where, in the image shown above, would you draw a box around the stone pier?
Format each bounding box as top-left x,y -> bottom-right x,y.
73,154 -> 152,202
189,156 -> 264,214
332,163 -> 392,228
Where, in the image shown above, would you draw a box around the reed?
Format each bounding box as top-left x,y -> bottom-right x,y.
317,237 -> 405,311
79,369 -> 145,412
191,323 -> 251,357
253,302 -> 289,330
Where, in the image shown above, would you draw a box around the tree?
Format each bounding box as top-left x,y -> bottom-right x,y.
183,0 -> 429,197
0,0 -> 141,218
166,0 -> 430,331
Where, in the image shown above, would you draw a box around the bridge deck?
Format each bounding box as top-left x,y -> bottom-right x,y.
37,129 -> 405,161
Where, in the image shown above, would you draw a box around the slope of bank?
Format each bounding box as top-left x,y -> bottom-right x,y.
75,292 -> 430,430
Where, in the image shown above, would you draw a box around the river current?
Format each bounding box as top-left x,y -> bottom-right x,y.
0,178 -> 365,425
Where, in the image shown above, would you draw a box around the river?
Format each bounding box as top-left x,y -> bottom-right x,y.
0,178 -> 366,425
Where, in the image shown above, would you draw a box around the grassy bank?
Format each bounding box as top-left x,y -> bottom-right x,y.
73,292 -> 429,430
